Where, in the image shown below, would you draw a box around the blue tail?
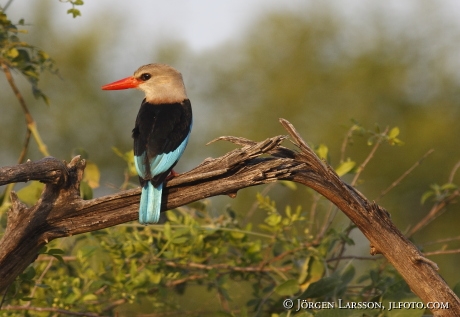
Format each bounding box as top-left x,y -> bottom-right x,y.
139,182 -> 163,224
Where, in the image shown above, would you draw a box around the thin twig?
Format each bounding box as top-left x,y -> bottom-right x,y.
407,189 -> 460,237
448,161 -> 460,184
407,161 -> 460,237
424,249 -> 460,256
0,284 -> 10,309
326,255 -> 380,262
340,126 -> 355,163
216,280 -> 230,312
315,202 -> 337,243
161,260 -> 292,273
351,127 -> 388,186
2,0 -> 15,11
243,182 -> 276,226
18,128 -> 32,164
165,274 -> 209,287
421,236 -> 460,247
308,192 -> 321,234
25,257 -> 55,307
1,63 -> 50,157
102,298 -> 127,313
376,149 -> 434,202
330,223 -> 356,270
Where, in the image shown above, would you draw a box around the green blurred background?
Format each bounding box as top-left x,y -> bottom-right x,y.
1,0 -> 459,287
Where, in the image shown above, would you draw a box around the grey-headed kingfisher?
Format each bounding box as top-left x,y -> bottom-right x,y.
102,64 -> 192,224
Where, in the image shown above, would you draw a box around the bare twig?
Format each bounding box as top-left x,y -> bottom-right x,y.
25,257 -> 55,307
340,125 -> 355,163
160,260 -> 292,273
376,149 -> 435,202
102,298 -> 127,313
1,63 -> 50,157
424,249 -> 460,257
421,236 -> 460,247
243,182 -> 276,226
448,161 -> 460,184
351,127 -> 388,186
18,128 -> 32,164
308,192 -> 321,234
315,201 -> 336,242
326,255 -> 380,262
2,0 -> 15,11
407,189 -> 460,238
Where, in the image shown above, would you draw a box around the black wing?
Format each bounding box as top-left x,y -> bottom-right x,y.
132,99 -> 192,183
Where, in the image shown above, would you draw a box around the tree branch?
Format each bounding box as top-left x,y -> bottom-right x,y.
0,119 -> 459,315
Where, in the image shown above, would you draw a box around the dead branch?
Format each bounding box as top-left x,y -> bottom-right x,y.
0,119 -> 459,316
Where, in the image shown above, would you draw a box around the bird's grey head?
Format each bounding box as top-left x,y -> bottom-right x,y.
133,64 -> 187,104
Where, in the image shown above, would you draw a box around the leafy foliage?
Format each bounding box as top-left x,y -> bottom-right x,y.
1,183 -> 424,316
0,11 -> 57,104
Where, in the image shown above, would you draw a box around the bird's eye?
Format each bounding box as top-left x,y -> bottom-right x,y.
140,73 -> 151,81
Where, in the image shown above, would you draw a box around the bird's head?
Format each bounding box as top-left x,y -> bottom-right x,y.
102,63 -> 187,104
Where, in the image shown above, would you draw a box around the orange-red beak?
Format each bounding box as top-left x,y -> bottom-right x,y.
101,76 -> 140,90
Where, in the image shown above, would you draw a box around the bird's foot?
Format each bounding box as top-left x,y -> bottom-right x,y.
165,169 -> 180,181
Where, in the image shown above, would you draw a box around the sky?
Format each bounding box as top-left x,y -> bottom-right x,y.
6,0 -> 308,51
1,1 -> 451,48
5,0 -> 460,75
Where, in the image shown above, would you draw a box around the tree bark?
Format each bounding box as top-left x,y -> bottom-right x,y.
0,119 -> 459,316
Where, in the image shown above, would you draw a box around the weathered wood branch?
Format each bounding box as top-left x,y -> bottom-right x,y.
0,119 -> 459,315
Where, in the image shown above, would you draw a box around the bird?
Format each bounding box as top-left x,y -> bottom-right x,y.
102,64 -> 192,224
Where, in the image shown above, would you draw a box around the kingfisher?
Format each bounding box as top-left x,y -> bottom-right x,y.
102,64 -> 192,224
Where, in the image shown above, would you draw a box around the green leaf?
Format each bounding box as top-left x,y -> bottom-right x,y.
307,257 -> 325,283
275,279 -> 299,296
82,294 -> 98,302
441,182 -> 457,190
171,236 -> 188,244
420,191 -> 434,205
246,241 -> 261,254
67,8 -> 81,18
335,159 -> 356,177
7,47 -> 19,58
164,222 -> 172,239
166,210 -> 179,223
83,160 -> 100,188
279,180 -> 297,190
79,180 -> 93,200
113,147 -> 137,176
35,283 -> 50,289
76,245 -> 98,261
17,181 -> 44,206
265,213 -> 282,226
300,276 -> 342,298
298,257 -> 311,284
47,248 -> 65,255
230,230 -> 245,239
315,144 -> 329,160
453,281 -> 460,297
388,127 -> 400,139
44,248 -> 65,262
20,266 -> 36,280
